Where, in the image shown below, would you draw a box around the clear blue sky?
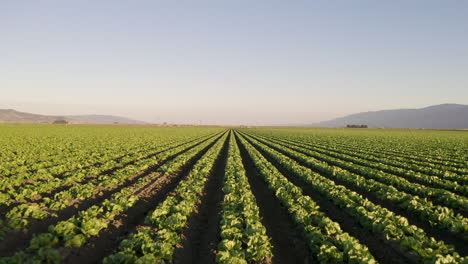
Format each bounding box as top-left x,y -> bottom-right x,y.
1,1 -> 467,125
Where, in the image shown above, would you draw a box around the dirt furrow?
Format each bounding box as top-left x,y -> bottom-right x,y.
236,134 -> 313,264
60,134 -> 226,264
0,133 -> 224,257
246,135 -> 468,256
240,134 -> 415,264
0,133 -> 219,218
267,136 -> 467,197
173,133 -> 230,264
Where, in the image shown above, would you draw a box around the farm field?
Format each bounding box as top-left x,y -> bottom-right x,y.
0,124 -> 466,264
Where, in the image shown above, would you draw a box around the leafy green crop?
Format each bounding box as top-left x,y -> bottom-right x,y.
104,132 -> 228,263
217,135 -> 272,263
0,124 -> 466,263
238,131 -> 466,263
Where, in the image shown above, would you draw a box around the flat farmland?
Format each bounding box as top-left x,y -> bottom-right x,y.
0,125 -> 466,263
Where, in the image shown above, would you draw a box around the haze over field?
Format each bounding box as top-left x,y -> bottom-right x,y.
1,1 -> 467,125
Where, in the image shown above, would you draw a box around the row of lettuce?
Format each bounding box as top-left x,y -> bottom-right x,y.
249,128 -> 467,175
246,134 -> 468,234
0,131 -> 227,263
0,126 -> 221,182
320,138 -> 467,175
0,132 -> 223,238
216,135 -> 272,263
1,131 -> 376,263
1,132 -> 222,237
249,133 -> 468,232
237,131 -> 466,263
103,132 -> 230,263
0,128 -> 222,198
267,135 -> 467,193
316,139 -> 466,181
103,129 -> 467,263
102,132 -> 273,264
235,133 -> 378,263
1,127 -> 466,263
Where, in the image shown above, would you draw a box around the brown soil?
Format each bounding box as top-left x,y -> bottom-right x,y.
240,133 -> 416,264
269,136 -> 468,198
60,133 -> 226,264
250,134 -> 468,257
173,134 -> 229,264
0,132 -> 224,258
0,133 -> 219,218
236,133 -> 314,264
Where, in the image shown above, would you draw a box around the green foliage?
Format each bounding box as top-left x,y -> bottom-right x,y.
217,135 -> 272,263
1,125 -> 466,264
104,132 -> 228,263
238,130 -> 466,263
0,126 -> 224,263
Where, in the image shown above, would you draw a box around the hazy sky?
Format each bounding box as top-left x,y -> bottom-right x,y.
1,1 -> 467,125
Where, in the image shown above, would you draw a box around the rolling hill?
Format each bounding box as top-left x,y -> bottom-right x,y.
65,114 -> 148,124
311,104 -> 468,129
0,109 -> 147,124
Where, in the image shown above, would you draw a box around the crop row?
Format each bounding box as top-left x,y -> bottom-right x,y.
0,127 -> 154,172
262,134 -> 468,190
0,131 -> 227,263
238,132 -> 465,263
0,135 -> 182,187
320,140 -> 467,177
252,134 -> 468,212
216,133 -> 272,263
243,132 -> 468,239
250,128 -> 467,168
0,136 -> 185,193
235,132 -> 378,263
243,132 -> 468,238
247,130 -> 466,179
0,126 -> 222,177
336,136 -> 466,167
103,132 -> 228,263
0,129 -> 220,191
0,132 -> 222,239
1,126 -> 466,263
0,131 -> 221,211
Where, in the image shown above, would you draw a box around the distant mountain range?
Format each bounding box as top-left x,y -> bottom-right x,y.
0,109 -> 147,124
65,114 -> 148,124
2,104 -> 467,128
311,104 -> 468,129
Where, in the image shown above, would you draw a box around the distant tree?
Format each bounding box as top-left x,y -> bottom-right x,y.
346,124 -> 367,128
53,119 -> 68,124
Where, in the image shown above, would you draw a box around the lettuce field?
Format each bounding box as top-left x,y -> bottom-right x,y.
0,124 -> 466,264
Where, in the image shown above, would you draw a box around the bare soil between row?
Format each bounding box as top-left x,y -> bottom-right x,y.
248,134 -> 468,256
60,133 -> 226,264
240,133 -> 416,264
236,133 -> 314,264
0,132 -> 224,258
173,134 -> 230,264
